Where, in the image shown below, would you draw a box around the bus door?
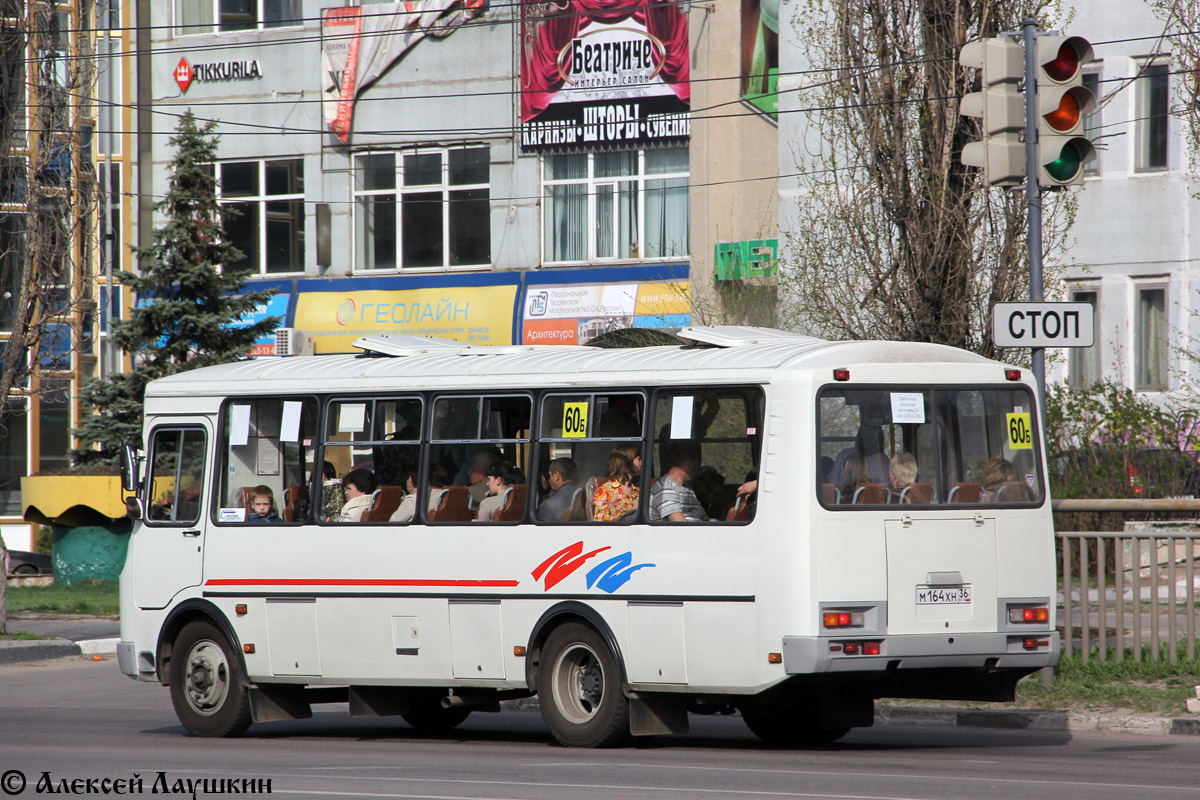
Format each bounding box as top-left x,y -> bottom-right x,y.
133,422 -> 211,609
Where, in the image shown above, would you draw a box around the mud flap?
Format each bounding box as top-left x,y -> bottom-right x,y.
629,692 -> 690,736
249,685 -> 313,723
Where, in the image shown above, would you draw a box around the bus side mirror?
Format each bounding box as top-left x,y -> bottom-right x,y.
125,496 -> 144,520
120,445 -> 142,493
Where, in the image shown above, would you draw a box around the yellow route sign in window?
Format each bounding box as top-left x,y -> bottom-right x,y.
1006,412 -> 1033,450
562,402 -> 589,438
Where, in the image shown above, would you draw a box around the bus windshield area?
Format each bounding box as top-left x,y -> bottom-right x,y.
817,386 -> 1043,507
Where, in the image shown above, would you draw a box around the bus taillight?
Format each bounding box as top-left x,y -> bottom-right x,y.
833,368 -> 850,381
822,611 -> 864,628
1009,605 -> 1050,624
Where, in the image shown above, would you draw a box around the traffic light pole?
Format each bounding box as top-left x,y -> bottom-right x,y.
1022,18 -> 1047,429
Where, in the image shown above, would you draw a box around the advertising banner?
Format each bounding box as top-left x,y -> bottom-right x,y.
321,1 -> 482,142
293,279 -> 518,353
519,0 -> 690,152
520,265 -> 690,345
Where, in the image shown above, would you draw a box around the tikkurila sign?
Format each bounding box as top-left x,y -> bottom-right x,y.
520,0 -> 690,153
174,57 -> 263,93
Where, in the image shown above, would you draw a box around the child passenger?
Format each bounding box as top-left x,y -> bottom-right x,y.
247,485 -> 282,523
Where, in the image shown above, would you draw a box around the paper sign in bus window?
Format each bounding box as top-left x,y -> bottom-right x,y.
338,403 -> 366,433
562,402 -> 589,438
280,401 -> 302,443
230,404 -> 251,447
890,392 -> 925,424
671,396 -> 694,439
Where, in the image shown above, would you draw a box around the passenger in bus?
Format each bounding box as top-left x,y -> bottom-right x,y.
611,443 -> 643,486
464,451 -> 502,512
247,485 -> 282,523
339,468 -> 378,522
476,462 -> 524,522
322,461 -> 346,522
598,395 -> 642,438
388,470 -> 420,523
592,452 -> 639,521
833,426 -> 889,499
887,452 -> 918,503
983,457 -> 1030,502
649,440 -> 709,522
537,457 -> 580,521
692,465 -> 730,519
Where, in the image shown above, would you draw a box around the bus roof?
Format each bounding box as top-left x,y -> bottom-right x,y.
144,327 -> 1000,398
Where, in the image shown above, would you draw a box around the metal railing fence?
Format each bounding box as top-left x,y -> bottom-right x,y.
1054,498 -> 1200,663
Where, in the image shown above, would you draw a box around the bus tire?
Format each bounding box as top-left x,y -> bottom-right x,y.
539,622 -> 629,748
741,698 -> 849,746
169,620 -> 252,738
400,690 -> 472,734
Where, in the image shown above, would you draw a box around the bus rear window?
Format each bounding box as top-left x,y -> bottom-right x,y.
817,386 -> 1043,507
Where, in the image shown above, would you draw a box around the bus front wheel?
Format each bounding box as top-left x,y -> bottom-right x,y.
539,622 -> 629,747
169,620 -> 252,738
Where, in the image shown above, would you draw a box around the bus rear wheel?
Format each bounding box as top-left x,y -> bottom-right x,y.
539,622 -> 629,748
741,696 -> 849,746
169,620 -> 252,738
400,690 -> 472,734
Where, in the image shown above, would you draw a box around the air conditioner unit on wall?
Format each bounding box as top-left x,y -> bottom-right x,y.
275,328 -> 315,357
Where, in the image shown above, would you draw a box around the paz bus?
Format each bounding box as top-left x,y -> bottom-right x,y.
117,326 -> 1058,747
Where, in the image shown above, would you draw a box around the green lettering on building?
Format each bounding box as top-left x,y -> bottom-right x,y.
713,239 -> 778,281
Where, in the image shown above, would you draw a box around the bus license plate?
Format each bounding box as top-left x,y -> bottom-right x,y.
915,586 -> 972,605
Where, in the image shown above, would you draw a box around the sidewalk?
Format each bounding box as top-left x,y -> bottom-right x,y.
0,612 -> 119,665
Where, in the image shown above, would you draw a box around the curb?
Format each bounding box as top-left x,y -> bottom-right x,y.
877,705 -> 1200,736
0,638 -> 82,665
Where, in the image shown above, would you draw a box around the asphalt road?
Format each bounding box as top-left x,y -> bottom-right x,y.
3,658 -> 1200,800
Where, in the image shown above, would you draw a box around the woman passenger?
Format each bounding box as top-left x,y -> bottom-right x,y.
476,462 -> 523,522
593,452 -> 639,521
339,468 -> 378,522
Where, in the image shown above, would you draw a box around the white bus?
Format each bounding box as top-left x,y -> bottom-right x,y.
117,326 -> 1058,747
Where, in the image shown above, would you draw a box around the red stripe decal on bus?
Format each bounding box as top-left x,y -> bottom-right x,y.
204,579 -> 520,587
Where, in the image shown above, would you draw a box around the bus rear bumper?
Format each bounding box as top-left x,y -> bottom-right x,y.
782,631 -> 1060,675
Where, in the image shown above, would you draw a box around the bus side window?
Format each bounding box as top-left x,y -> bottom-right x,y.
430,394 -> 531,524
535,392 -> 645,524
146,428 -> 206,526
649,388 -> 763,523
217,397 -> 319,524
321,396 -> 423,524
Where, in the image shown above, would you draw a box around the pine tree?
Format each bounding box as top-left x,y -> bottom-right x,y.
74,111 -> 280,461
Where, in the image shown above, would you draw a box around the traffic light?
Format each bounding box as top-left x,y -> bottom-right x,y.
959,37 -> 1026,186
1034,36 -> 1096,187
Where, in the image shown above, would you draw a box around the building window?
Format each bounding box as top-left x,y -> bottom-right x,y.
1082,72 -> 1100,174
1136,286 -> 1167,390
176,0 -> 301,34
1068,289 -> 1100,386
217,159 -> 305,274
0,402 -> 28,515
353,147 -> 491,271
543,148 -> 689,264
1136,63 -> 1169,172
